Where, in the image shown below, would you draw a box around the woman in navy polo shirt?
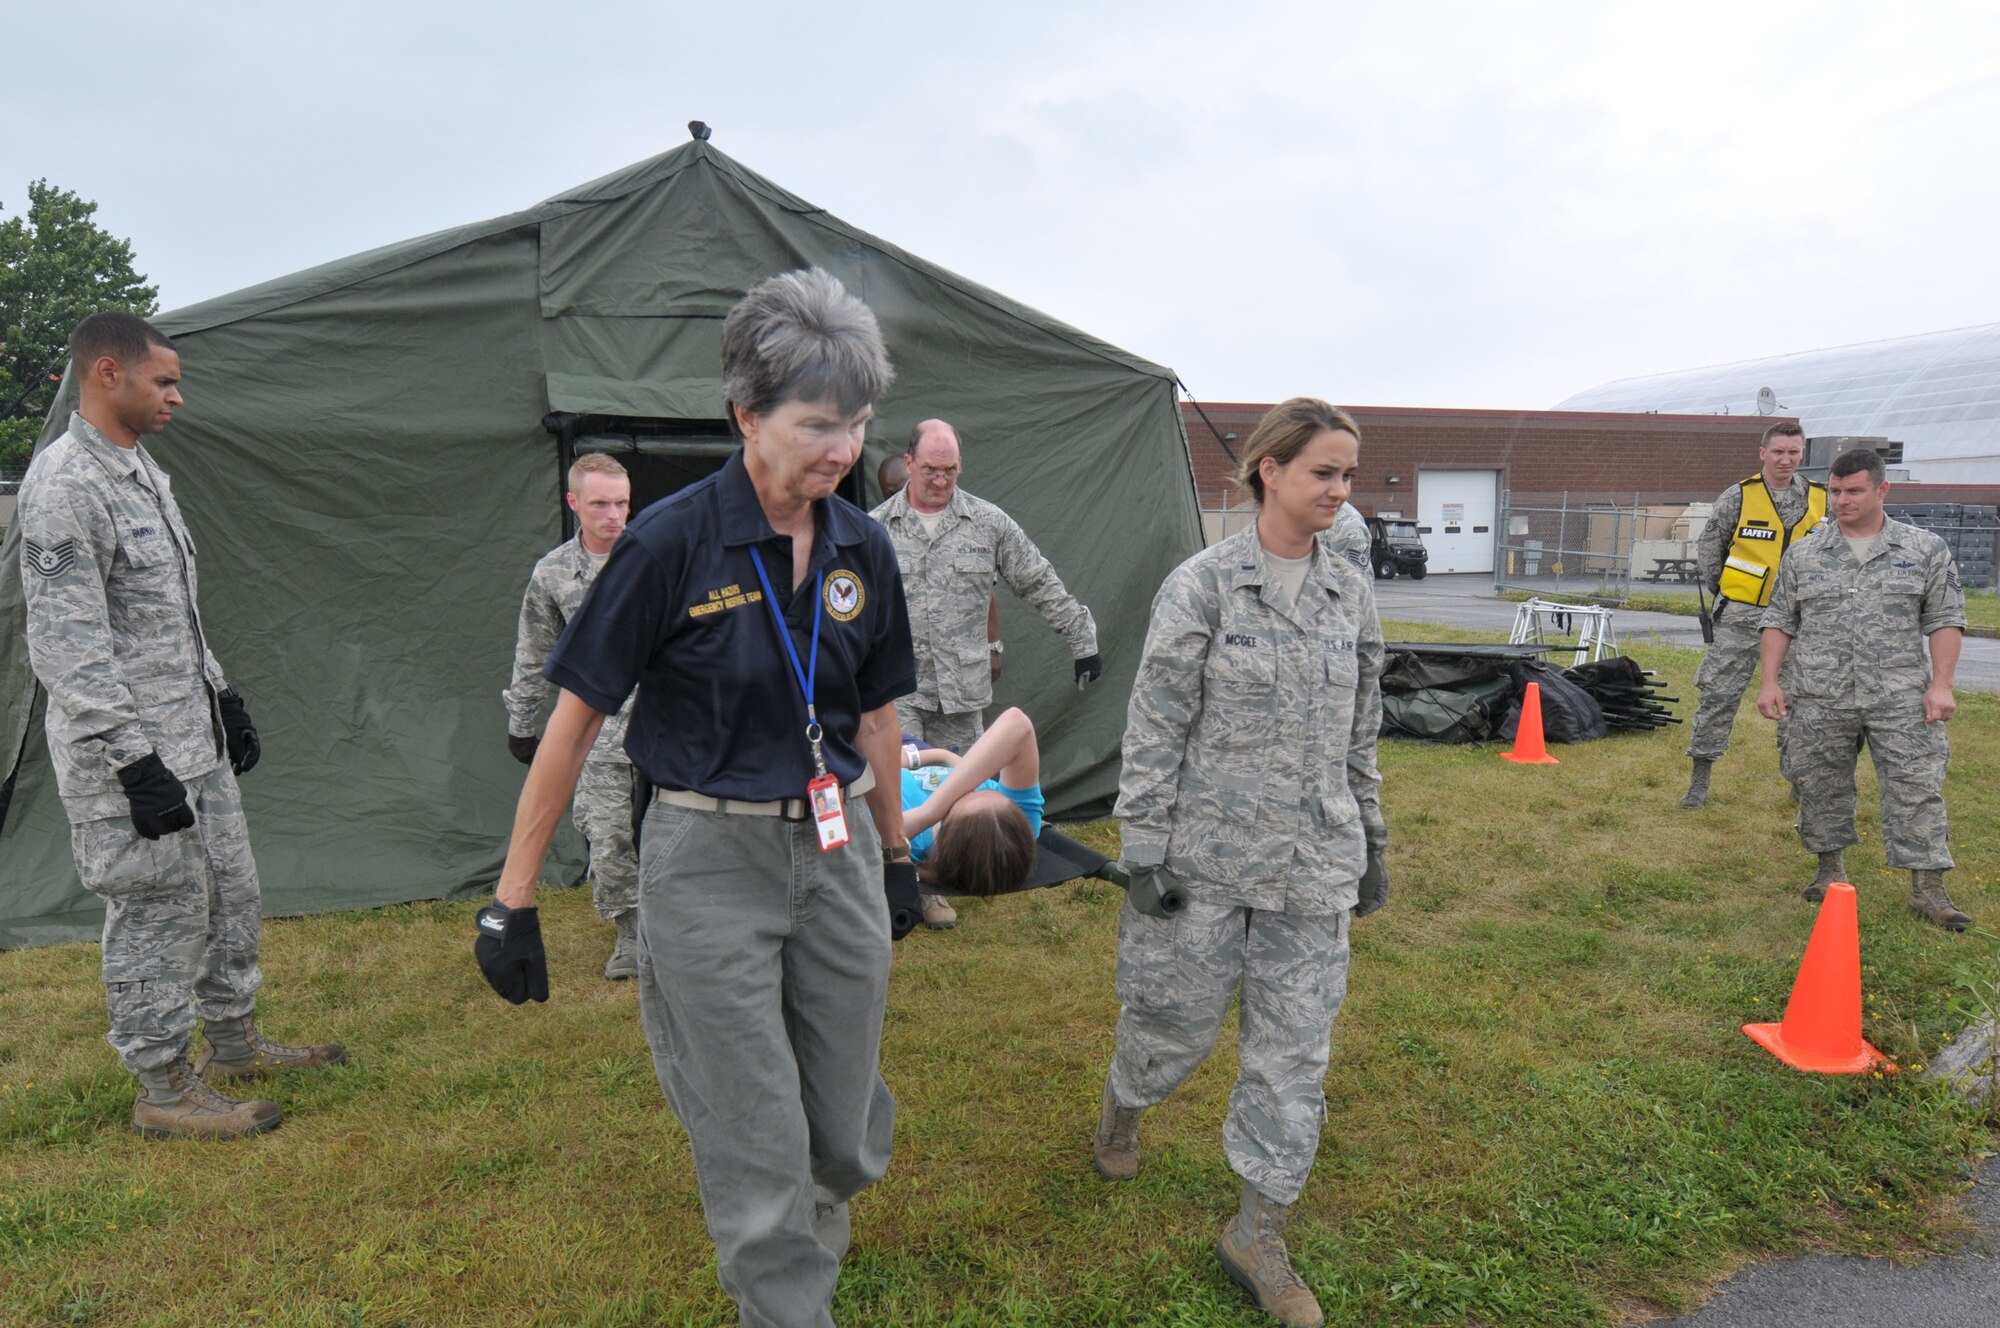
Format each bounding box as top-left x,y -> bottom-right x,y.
478,268 -> 917,1328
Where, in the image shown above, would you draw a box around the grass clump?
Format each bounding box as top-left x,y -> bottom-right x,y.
1965,588 -> 1998,634
1500,587 -> 1704,617
1506,583 -> 1998,633
1,628 -> 1995,1325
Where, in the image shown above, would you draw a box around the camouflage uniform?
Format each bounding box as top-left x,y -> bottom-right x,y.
1761,519 -> 1967,868
1109,524 -> 1384,1204
17,413 -> 261,1073
870,487 -> 1096,748
1689,473 -> 1818,762
1319,501 -> 1371,577
503,536 -> 637,921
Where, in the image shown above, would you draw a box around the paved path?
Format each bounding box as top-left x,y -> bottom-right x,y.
1369,572 -> 2000,1323
1373,575 -> 2000,694
1649,1161 -> 2000,1327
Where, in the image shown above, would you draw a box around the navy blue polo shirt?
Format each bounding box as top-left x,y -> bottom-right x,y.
544,451 -> 916,800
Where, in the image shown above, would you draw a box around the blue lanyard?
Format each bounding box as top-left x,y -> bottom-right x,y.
746,544 -> 828,774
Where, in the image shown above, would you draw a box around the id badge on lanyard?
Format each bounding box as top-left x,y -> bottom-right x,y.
748,546 -> 849,852
807,772 -> 848,850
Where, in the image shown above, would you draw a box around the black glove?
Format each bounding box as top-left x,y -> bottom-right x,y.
116,753 -> 195,840
630,766 -> 654,850
1074,653 -> 1104,689
474,902 -> 550,1004
215,687 -> 260,776
507,733 -> 540,765
884,860 -> 922,942
1104,860 -> 1185,919
1356,820 -> 1389,918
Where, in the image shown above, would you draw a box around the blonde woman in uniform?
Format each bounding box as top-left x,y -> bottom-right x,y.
1092,397 -> 1386,1328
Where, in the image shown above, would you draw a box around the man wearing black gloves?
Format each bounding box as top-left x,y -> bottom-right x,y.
502,452 -> 639,979
869,417 -> 1101,930
481,268 -> 917,1328
17,312 -> 343,1142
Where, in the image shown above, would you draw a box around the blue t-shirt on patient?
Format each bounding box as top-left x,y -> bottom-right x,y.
901,767 -> 1044,862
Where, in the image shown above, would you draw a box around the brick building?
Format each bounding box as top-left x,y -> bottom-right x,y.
1181,402 -> 2000,575
1182,402 -> 1787,572
1183,402 -> 1784,514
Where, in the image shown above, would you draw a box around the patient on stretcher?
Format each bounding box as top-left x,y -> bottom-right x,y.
901,706 -> 1043,897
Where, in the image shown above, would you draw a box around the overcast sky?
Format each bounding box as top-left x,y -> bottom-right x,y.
6,1 -> 1997,411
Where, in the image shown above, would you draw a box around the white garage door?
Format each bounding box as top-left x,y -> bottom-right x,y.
1416,470 -> 1499,574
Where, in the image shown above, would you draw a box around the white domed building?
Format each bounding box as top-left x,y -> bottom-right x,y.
1557,322 -> 2000,485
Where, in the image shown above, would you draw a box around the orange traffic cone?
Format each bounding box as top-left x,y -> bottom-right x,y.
1500,682 -> 1559,764
1743,882 -> 1889,1073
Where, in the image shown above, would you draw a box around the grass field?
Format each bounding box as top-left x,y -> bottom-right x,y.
1967,589 -> 1999,633
4,625 -> 1998,1327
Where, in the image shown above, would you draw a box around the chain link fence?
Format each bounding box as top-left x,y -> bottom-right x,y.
1200,489 -> 1258,544
1491,493 -> 2000,601
1493,492 -> 1662,602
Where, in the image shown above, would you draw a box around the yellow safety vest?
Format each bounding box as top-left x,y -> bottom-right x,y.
1717,474 -> 1826,607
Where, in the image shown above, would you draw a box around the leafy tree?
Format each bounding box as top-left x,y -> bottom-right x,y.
1,180 -> 158,471
0,416 -> 36,473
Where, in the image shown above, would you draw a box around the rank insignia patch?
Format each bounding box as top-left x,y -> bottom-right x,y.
24,539 -> 78,578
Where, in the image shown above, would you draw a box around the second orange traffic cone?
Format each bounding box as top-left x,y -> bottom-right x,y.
1500,681 -> 1559,764
1743,882 -> 1889,1074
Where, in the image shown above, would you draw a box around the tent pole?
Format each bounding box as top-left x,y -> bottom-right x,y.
557,435 -> 575,544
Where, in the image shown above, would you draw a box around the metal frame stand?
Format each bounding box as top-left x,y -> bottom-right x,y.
1507,598 -> 1619,668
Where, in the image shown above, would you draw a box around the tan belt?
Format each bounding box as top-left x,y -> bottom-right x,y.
653,767 -> 876,821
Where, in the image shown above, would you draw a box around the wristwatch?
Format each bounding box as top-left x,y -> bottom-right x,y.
883,842 -> 912,863
988,640 -> 1004,654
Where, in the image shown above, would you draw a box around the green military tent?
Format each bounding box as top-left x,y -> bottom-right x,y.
0,139 -> 1202,948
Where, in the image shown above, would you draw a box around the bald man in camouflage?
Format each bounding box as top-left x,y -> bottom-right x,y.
870,418 -> 1100,930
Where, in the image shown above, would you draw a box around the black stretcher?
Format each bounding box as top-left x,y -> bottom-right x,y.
932,825 -> 1115,898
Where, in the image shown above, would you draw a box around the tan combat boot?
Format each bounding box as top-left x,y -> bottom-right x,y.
1218,1180 -> 1324,1327
196,1014 -> 347,1080
1802,850 -> 1845,904
1910,869 -> 1971,932
1679,757 -> 1713,810
920,893 -> 958,930
603,910 -> 638,981
1092,1079 -> 1142,1181
132,1056 -> 283,1140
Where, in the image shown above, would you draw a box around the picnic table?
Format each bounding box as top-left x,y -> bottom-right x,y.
1643,556 -> 1701,584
